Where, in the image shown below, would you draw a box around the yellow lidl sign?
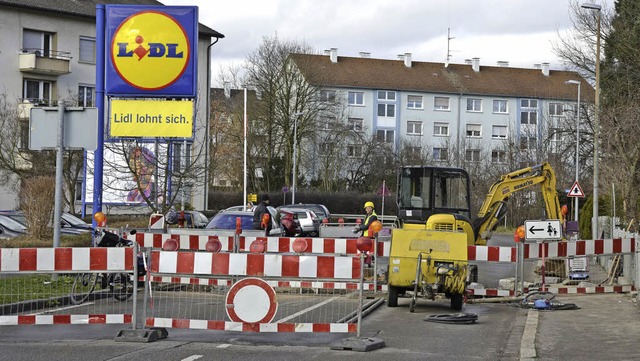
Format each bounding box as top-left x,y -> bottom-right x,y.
110,99 -> 193,138
106,6 -> 198,96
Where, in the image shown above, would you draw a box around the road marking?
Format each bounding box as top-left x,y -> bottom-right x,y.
275,297 -> 339,323
28,302 -> 95,315
180,356 -> 203,361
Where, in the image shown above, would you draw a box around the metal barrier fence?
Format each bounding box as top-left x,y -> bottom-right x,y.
0,246 -> 138,326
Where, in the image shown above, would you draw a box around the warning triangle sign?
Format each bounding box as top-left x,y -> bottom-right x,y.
568,181 -> 585,197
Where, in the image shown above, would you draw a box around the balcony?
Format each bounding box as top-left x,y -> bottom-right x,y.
19,48 -> 71,75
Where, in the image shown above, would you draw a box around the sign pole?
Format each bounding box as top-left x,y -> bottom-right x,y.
92,4 -> 106,226
540,240 -> 546,291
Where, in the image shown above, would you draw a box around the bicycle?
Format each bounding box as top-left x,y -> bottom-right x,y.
70,229 -> 142,305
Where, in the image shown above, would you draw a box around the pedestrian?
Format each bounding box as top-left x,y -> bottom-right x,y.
245,201 -> 254,211
252,194 -> 272,235
353,201 -> 378,237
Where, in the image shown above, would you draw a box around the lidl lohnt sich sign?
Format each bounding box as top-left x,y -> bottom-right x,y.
106,5 -> 198,97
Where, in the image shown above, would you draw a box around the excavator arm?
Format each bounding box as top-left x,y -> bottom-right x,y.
472,162 -> 564,244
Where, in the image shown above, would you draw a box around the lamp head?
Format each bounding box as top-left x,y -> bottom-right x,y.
581,3 -> 602,11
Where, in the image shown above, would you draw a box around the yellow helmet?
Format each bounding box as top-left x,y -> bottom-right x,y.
364,201 -> 374,209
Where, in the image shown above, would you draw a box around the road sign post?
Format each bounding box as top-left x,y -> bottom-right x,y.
524,219 -> 562,291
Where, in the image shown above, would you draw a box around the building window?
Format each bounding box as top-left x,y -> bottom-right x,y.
79,36 -> 95,63
466,98 -> 482,112
407,95 -> 423,109
377,90 -> 396,101
434,96 -> 450,111
434,122 -> 449,136
348,91 -> 364,106
549,128 -> 561,154
22,29 -> 52,56
319,90 -> 336,103
78,85 -> 94,107
465,149 -> 481,162
378,103 -> 395,117
376,129 -> 394,144
23,79 -> 52,105
520,99 -> 538,125
492,150 -> 506,163
433,147 -> 448,161
319,142 -> 333,155
492,125 -> 508,139
407,146 -> 421,158
407,121 -> 423,135
493,100 -> 508,113
19,120 -> 29,150
348,117 -> 363,131
549,103 -> 564,116
321,116 -> 336,130
520,136 -> 537,150
347,144 -> 363,158
466,124 -> 481,137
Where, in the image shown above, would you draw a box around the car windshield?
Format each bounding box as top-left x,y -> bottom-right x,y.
0,215 -> 27,231
206,213 -> 253,230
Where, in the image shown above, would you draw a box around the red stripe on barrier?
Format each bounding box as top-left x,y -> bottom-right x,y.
317,256 -> 335,278
346,239 -> 357,254
54,315 -> 71,324
467,245 -> 477,261
352,257 -> 360,279
208,320 -> 225,330
348,323 -> 357,332
282,255 -> 299,277
324,238 -> 335,254
90,248 -> 107,271
487,246 -> 499,262
557,288 -> 568,294
176,252 -> 195,274
612,238 -> 622,254
212,253 -> 230,275
594,239 -> 604,255
173,318 -> 190,329
243,323 -> 260,332
189,235 -> 199,250
556,242 -> 567,257
376,241 -> 384,257
510,246 -> 517,261
18,315 -> 35,324
150,251 -> 160,272
88,315 -> 106,324
278,238 -> 290,253
278,323 -> 295,332
54,248 -> 73,270
576,241 -> 585,255
19,249 -> 37,271
247,254 -> 265,276
313,323 -> 331,332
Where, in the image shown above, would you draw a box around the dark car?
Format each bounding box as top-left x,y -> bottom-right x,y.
283,204 -> 331,222
205,209 -> 282,236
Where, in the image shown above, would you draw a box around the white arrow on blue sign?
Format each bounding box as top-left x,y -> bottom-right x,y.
524,220 -> 562,241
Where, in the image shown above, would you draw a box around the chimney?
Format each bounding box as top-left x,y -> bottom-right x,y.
497,61 -> 509,67
323,49 -> 331,55
223,81 -> 230,99
464,59 -> 472,65
329,48 -> 338,63
533,63 -> 542,69
471,57 -> 480,72
359,51 -> 370,58
541,62 -> 550,76
403,52 -> 412,67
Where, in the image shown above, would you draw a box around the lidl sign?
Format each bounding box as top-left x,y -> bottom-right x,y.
105,5 -> 197,97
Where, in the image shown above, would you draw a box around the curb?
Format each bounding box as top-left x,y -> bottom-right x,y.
519,309 -> 538,360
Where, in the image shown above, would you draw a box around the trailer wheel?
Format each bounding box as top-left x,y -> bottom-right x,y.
451,293 -> 463,311
388,286 -> 399,307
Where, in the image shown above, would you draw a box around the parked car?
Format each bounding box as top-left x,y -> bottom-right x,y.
276,207 -> 320,237
0,214 -> 27,239
0,211 -> 92,235
283,204 -> 331,222
278,209 -> 302,236
205,208 -> 282,236
182,210 -> 209,228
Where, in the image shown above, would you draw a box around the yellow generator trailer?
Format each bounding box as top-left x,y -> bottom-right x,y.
388,227 -> 468,311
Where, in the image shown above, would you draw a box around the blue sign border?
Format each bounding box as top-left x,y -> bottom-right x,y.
105,5 -> 198,97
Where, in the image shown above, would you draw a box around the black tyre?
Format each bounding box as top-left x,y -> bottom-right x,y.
451,293 -> 463,311
110,273 -> 134,301
70,273 -> 98,305
388,286 -> 399,307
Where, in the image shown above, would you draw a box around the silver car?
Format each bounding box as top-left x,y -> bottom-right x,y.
276,207 -> 320,237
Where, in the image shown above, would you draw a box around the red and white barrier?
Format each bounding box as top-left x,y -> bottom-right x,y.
145,317 -> 356,333
150,251 -> 360,279
467,285 -> 635,297
0,247 -> 134,272
0,314 -> 132,326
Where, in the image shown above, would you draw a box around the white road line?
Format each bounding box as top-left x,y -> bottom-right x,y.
181,355 -> 203,361
28,302 -> 95,315
275,297 -> 339,323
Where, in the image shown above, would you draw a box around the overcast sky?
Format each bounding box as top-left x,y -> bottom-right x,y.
160,0 -> 612,86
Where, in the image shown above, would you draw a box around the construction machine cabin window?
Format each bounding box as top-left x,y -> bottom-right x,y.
398,168 -> 431,210
433,170 -> 469,215
398,167 -> 470,218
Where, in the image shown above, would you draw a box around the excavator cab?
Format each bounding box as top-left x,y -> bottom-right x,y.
397,166 -> 472,224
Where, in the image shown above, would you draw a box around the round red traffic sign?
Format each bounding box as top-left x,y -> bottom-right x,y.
225,278 -> 277,323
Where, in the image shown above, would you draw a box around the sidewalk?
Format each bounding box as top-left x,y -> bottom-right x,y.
521,259 -> 640,360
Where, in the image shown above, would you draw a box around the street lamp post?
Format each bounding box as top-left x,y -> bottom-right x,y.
291,112 -> 304,205
582,2 -> 601,240
565,80 -> 581,222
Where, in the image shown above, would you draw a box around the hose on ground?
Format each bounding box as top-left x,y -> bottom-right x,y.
424,312 -> 478,324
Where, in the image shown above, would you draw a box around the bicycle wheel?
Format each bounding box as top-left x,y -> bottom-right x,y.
70,273 -> 98,305
110,273 -> 134,301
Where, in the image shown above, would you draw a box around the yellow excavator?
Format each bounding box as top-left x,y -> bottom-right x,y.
388,162 -> 564,311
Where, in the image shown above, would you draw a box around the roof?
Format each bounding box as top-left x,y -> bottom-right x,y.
290,54 -> 594,102
0,0 -> 224,38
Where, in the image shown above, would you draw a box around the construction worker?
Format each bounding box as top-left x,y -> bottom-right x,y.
252,194 -> 272,236
353,201 -> 378,237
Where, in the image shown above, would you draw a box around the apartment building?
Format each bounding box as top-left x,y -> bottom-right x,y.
291,50 -> 594,178
0,0 -> 223,212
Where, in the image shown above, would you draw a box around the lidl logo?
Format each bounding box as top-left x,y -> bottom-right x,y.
105,5 -> 198,97
111,11 -> 189,90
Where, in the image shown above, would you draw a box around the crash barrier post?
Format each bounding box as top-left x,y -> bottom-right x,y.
142,243 -> 379,334
0,245 -> 138,327
466,237 -> 636,297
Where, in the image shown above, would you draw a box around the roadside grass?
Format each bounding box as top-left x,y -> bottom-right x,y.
0,274 -> 76,304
